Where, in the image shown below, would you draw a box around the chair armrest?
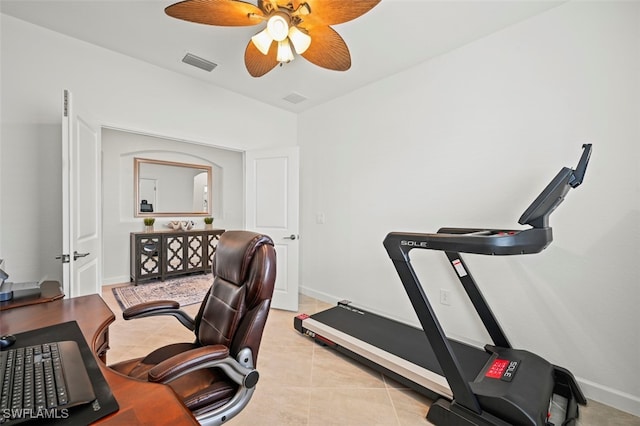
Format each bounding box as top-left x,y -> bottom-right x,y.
122,300 -> 196,331
122,300 -> 179,318
148,346 -> 259,389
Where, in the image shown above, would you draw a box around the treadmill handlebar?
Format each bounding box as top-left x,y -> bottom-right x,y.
383,227 -> 553,260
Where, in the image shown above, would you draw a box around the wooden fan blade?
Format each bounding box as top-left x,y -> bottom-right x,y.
245,40 -> 279,77
297,0 -> 380,26
301,25 -> 350,71
165,0 -> 264,26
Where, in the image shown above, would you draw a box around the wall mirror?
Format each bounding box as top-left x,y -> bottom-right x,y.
134,157 -> 212,217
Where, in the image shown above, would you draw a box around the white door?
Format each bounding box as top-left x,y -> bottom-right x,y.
61,90 -> 101,297
245,146 -> 299,311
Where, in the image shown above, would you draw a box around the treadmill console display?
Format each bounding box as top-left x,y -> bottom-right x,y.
519,144 -> 592,228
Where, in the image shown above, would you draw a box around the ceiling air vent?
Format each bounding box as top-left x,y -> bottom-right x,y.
182,53 -> 217,72
283,92 -> 307,104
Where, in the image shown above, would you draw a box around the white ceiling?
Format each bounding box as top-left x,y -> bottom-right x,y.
1,0 -> 563,113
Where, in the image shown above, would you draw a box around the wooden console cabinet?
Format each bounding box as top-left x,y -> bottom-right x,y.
130,228 -> 224,285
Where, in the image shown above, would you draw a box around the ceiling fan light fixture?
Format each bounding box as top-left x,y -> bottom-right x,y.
288,26 -> 311,54
164,0 -> 381,77
266,14 -> 289,42
251,28 -> 273,55
276,39 -> 294,63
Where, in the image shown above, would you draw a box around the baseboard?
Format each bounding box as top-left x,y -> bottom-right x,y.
102,275 -> 130,286
299,285 -> 340,305
298,286 -> 640,418
578,377 -> 640,417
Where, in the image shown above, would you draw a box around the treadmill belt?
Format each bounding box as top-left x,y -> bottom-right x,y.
311,304 -> 489,383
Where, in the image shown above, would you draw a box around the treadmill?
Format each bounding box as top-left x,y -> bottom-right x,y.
295,144 -> 592,425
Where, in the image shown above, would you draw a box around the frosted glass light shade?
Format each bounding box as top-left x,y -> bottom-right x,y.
276,40 -> 294,62
288,26 -> 311,54
267,15 -> 289,42
251,28 -> 272,55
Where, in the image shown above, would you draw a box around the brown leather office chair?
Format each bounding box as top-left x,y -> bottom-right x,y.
110,230 -> 276,425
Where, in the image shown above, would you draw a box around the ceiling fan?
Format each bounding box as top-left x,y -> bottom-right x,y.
165,0 -> 381,77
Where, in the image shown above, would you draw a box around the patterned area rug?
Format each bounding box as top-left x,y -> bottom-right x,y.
112,273 -> 212,311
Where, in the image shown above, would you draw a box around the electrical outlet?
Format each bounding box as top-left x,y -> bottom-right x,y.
440,289 -> 451,306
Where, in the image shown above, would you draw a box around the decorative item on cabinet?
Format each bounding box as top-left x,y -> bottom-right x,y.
204,217 -> 214,229
143,217 -> 155,231
130,228 -> 224,285
166,220 -> 195,231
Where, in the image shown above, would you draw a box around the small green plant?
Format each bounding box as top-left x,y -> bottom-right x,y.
143,218 -> 155,226
204,217 -> 214,225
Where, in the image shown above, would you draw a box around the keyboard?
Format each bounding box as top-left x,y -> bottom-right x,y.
0,341 -> 96,424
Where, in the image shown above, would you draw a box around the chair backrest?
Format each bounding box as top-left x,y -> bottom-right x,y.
194,231 -> 276,364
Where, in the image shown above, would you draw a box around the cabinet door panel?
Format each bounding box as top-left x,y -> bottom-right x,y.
130,234 -> 162,284
186,234 -> 204,271
165,235 -> 186,274
206,232 -> 222,272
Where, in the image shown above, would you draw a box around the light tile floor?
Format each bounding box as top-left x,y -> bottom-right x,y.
102,286 -> 639,425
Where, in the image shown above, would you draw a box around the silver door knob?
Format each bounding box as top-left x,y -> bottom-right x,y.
283,234 -> 297,240
73,251 -> 90,260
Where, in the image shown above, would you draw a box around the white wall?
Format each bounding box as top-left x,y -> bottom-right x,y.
101,128 -> 243,284
0,14 -> 296,284
298,1 -> 639,416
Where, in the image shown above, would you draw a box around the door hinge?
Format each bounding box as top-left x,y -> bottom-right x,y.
56,254 -> 70,264
63,90 -> 69,117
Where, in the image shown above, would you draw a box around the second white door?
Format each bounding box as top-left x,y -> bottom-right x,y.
245,146 -> 299,311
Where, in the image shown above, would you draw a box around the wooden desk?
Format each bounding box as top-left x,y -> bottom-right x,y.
0,294 -> 198,425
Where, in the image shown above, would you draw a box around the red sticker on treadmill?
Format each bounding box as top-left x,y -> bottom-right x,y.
485,359 -> 509,379
485,358 -> 519,381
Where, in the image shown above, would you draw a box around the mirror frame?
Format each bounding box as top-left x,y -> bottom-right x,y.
134,157 -> 212,217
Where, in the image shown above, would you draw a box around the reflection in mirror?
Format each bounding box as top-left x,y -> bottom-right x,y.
134,157 -> 212,217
